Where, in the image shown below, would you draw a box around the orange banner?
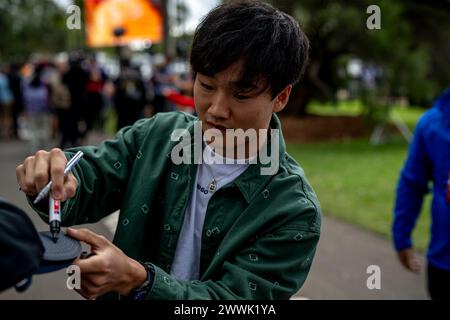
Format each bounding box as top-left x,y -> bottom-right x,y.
84,0 -> 163,47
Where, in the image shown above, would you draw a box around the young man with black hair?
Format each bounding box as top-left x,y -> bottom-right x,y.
16,1 -> 321,300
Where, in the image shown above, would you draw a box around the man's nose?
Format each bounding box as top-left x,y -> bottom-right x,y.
208,92 -> 230,119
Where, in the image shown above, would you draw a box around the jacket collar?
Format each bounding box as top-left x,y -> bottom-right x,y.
436,87 -> 450,119
224,113 -> 286,204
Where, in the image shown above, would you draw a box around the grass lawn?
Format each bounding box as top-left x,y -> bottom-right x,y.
287,137 -> 431,252
287,100 -> 431,251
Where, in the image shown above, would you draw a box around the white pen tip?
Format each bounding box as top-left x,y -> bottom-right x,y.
33,195 -> 41,204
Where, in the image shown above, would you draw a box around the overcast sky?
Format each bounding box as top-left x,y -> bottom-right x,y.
182,0 -> 219,32
54,0 -> 220,33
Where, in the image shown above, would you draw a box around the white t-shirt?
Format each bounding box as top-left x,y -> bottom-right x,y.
170,144 -> 251,281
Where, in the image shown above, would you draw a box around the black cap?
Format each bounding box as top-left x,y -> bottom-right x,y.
0,198 -> 82,292
0,198 -> 44,292
36,231 -> 82,274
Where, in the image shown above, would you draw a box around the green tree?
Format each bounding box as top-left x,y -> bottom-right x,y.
270,0 -> 450,116
0,0 -> 72,61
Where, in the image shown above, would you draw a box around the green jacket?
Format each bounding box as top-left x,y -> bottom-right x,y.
32,111 -> 321,300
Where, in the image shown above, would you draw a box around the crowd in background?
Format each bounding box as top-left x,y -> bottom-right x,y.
0,52 -> 195,153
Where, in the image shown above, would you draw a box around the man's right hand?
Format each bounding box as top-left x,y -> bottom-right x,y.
397,248 -> 421,274
16,148 -> 78,202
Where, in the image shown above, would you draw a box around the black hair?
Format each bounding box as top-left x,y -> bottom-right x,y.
30,64 -> 44,88
190,0 -> 309,98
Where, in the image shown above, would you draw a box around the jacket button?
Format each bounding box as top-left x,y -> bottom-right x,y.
163,276 -> 171,285
299,198 -> 308,205
141,204 -> 149,214
294,233 -> 303,241
114,161 -> 122,169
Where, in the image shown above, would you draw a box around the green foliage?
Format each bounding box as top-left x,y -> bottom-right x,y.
308,100 -> 365,116
272,0 -> 450,115
0,0 -> 71,60
308,99 -> 425,133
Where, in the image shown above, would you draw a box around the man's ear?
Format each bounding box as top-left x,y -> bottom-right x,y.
272,85 -> 292,113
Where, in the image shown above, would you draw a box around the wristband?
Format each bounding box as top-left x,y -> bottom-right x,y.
130,261 -> 155,300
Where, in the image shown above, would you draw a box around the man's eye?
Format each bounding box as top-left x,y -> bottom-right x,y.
234,94 -> 250,100
200,82 -> 214,90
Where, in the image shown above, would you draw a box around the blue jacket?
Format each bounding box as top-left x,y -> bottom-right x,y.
393,88 -> 450,271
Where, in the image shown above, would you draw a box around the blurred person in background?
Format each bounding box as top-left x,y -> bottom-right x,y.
114,59 -> 147,129
7,62 -> 24,139
150,55 -> 175,114
81,56 -> 108,139
61,53 -> 89,148
393,87 -> 450,300
162,71 -> 195,114
0,64 -> 14,139
21,63 -> 52,153
48,58 -> 71,148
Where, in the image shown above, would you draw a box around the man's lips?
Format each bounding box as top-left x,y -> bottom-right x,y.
206,121 -> 228,131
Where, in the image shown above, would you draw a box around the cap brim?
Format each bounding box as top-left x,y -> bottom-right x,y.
36,231 -> 82,274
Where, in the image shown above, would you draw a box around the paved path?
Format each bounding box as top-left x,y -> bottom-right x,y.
297,215 -> 428,299
0,137 -> 429,299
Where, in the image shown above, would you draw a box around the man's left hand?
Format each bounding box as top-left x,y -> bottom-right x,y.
66,228 -> 147,300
